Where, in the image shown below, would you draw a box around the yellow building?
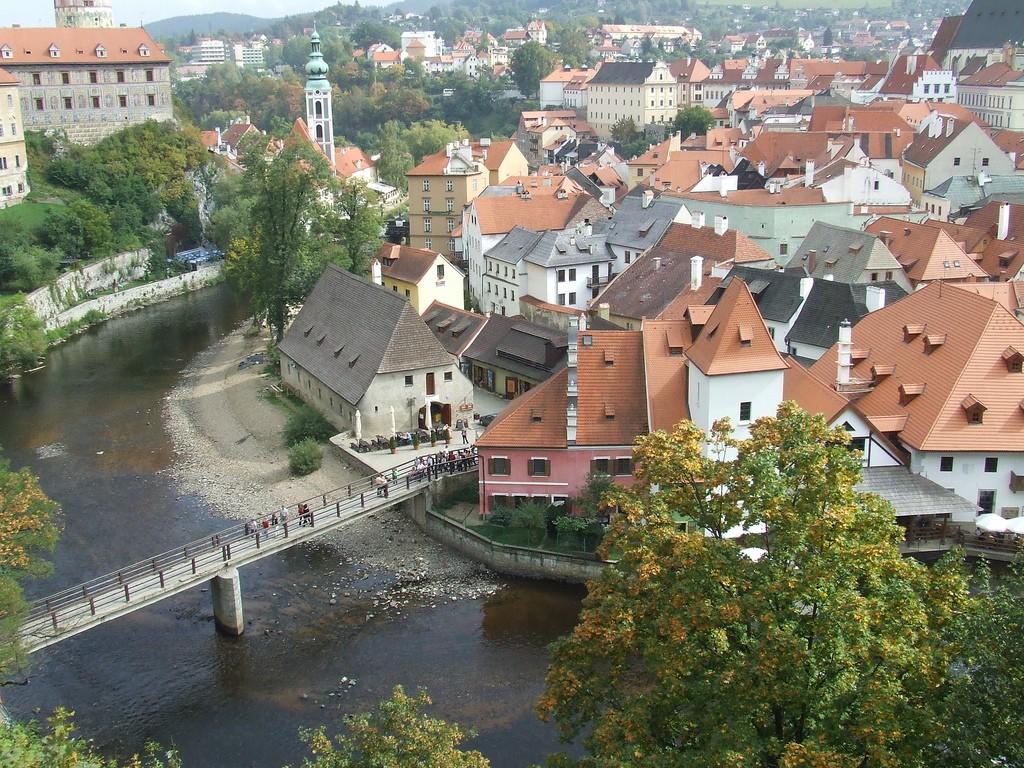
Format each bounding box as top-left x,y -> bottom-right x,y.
585,60 -> 677,138
406,138 -> 528,258
371,242 -> 466,314
0,68 -> 28,207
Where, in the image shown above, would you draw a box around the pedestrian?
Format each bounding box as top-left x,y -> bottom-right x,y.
244,521 -> 252,536
374,474 -> 386,497
462,427 -> 469,444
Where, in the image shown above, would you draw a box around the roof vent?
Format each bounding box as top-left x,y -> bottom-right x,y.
304,324 -> 314,336
902,324 -> 925,343
604,349 -> 615,365
871,363 -> 894,380
899,382 -> 926,405
923,334 -> 947,353
348,354 -> 361,368
530,408 -> 543,423
604,403 -> 615,420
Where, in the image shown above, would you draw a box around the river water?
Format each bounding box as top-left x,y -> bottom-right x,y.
0,285 -> 584,767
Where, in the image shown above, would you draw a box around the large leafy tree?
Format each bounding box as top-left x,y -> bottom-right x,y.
374,120 -> 414,191
0,449 -> 61,675
224,143 -> 331,340
315,178 -> 384,277
300,685 -> 490,767
555,27 -> 593,68
539,402 -> 967,768
0,299 -> 47,379
511,41 -> 556,98
673,105 -> 715,137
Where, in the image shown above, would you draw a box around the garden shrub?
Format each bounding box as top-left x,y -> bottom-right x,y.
288,438 -> 322,476
283,405 -> 335,446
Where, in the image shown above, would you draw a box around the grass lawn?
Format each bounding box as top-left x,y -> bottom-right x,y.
0,201 -> 64,231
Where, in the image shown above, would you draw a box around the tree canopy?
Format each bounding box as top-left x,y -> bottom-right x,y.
0,299 -> 47,379
673,105 -> 715,138
539,402 -> 968,768
511,42 -> 556,98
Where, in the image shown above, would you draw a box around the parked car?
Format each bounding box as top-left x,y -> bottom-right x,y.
478,414 -> 497,427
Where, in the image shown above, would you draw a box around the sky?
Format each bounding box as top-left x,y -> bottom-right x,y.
3,0 -> 349,27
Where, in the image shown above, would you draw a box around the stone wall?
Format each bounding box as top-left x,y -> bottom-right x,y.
49,264 -> 222,331
24,250 -> 149,328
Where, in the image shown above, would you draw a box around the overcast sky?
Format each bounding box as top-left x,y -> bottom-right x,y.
4,0 -> 341,27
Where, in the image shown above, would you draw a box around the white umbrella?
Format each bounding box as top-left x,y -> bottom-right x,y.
722,521 -> 768,539
1004,517 -> 1024,535
389,405 -> 396,437
740,547 -> 767,562
975,513 -> 1009,533
354,409 -> 362,441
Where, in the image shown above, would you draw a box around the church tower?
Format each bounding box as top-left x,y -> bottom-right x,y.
54,0 -> 115,28
304,27 -> 334,167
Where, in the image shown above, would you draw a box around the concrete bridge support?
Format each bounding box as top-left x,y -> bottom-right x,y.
211,567 -> 244,636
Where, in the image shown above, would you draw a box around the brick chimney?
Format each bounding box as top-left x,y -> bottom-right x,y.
806,249 -> 817,274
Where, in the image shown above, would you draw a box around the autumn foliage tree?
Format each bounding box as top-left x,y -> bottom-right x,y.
538,402 -> 968,768
0,450 -> 62,675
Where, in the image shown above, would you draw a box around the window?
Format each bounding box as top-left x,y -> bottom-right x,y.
446,198 -> 454,212
118,95 -> 127,108
488,457 -> 511,476
615,457 -> 633,476
91,96 -> 100,108
32,73 -> 41,85
873,180 -> 879,190
557,269 -> 565,282
978,490 -> 995,515
779,243 -> 788,256
145,68 -> 154,82
850,437 -> 867,454
445,179 -> 453,192
953,157 -> 961,166
436,263 -> 445,280
940,456 -> 954,472
424,238 -> 431,249
62,96 -> 72,110
89,70 -> 98,83
739,402 -> 752,422
982,157 -> 989,167
423,198 -> 431,212
591,458 -> 610,475
61,72 -> 70,84
404,375 -> 414,386
146,94 -> 156,107
528,458 -> 550,477
447,218 -> 455,233
568,268 -> 576,280
569,292 -> 576,304
985,457 -> 999,473
424,217 -> 432,233
116,70 -> 125,83
426,372 -> 435,395
0,158 -> 5,171
557,293 -> 566,305
422,180 -> 431,192
34,98 -> 44,111
444,371 -> 453,382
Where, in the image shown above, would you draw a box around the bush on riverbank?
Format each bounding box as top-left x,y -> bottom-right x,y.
288,438 -> 323,476
44,309 -> 108,345
284,405 -> 336,447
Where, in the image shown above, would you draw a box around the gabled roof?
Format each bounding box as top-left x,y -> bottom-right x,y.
928,14 -> 962,62
475,369 -> 569,449
792,221 -> 903,283
587,61 -> 657,85
738,131 -> 830,176
471,194 -> 602,236
462,313 -> 566,379
965,200 -> 1024,243
642,320 -> 690,432
782,358 -> 849,422
0,27 -> 170,64
787,279 -> 907,350
948,0 -> 1024,51
714,265 -> 805,323
989,129 -> 1024,171
279,266 -> 454,405
407,140 -> 517,176
879,54 -> 944,95
809,282 -> 1024,452
686,278 -> 787,376
901,119 -> 973,167
422,301 -> 489,357
960,62 -> 1024,87
865,217 -> 990,284
333,145 -> 375,178
604,190 -> 685,251
375,243 -> 454,284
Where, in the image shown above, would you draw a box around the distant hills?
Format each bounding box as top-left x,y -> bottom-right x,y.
145,12 -> 278,39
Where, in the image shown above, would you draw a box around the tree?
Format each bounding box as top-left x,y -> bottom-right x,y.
935,560 -> 1024,767
0,299 -> 47,379
822,27 -> 834,47
320,178 -> 384,276
300,685 -> 490,767
511,41 -> 556,98
0,708 -> 179,768
224,143 -> 331,340
538,402 -> 967,768
0,448 -> 61,674
401,120 -> 468,164
672,105 -> 714,137
374,121 -> 414,191
556,27 -> 592,68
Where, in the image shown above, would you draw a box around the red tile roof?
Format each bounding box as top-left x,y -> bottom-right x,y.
408,140 -> 517,176
865,217 -> 988,284
642,320 -> 690,431
470,193 -> 600,236
879,55 -> 944,95
966,201 -> 1024,244
0,27 -> 170,64
0,68 -> 17,85
375,243 -> 446,283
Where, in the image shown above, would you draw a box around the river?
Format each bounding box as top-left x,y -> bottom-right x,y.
0,285 -> 584,767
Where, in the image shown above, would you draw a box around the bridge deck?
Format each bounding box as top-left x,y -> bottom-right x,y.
20,457 -> 476,654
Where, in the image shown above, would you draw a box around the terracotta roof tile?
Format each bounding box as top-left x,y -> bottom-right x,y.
642,320 -> 690,432
576,330 -> 648,445
809,282 -> 1024,452
333,145 -> 375,178
966,201 -> 1024,243
902,119 -> 972,167
0,27 -> 170,64
686,278 -> 787,376
375,243 -> 450,284
782,357 -> 849,422
475,369 -> 568,449
879,54 -> 944,95
865,218 -> 989,284
675,186 -> 828,207
470,193 -> 599,236
408,140 -> 516,176
0,68 -> 17,85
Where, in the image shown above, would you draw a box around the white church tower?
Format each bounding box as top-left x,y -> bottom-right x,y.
304,27 -> 334,167
54,0 -> 115,28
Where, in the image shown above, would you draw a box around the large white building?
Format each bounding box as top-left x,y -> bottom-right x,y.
957,62 -> 1024,130
586,61 -> 678,137
54,0 -> 114,28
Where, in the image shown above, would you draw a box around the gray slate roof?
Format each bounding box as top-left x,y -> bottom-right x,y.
279,265 -> 453,405
463,313 -> 567,379
523,227 -> 615,269
486,227 -> 546,265
605,190 -> 686,251
786,279 -> 907,349
927,175 -> 1024,217
716,266 -> 806,322
856,466 -> 978,518
791,221 -> 903,284
587,61 -> 656,85
948,0 -> 1024,51
422,302 -> 488,357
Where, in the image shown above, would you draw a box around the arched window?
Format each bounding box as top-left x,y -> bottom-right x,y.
315,101 -> 323,118
315,125 -> 324,140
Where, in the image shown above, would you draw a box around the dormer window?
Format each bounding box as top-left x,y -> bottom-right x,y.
0,46 -> 12,60
1003,346 -> 1023,373
139,44 -> 150,57
902,324 -> 925,343
530,408 -> 543,423
961,394 -> 986,424
871,364 -> 894,380
604,349 -> 615,365
738,325 -> 753,347
48,44 -> 60,58
95,44 -> 107,58
604,404 -> 615,420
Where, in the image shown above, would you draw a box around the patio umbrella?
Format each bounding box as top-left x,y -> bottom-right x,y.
739,547 -> 767,562
389,405 -> 397,437
1005,517 -> 1024,535
975,513 -> 1009,533
354,409 -> 362,441
723,521 -> 768,539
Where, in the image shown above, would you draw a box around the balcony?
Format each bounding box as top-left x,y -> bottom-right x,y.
587,272 -> 616,289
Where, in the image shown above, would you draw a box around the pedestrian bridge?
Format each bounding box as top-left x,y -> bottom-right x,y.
20,457 -> 476,654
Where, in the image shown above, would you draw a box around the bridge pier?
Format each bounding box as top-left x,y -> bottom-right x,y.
211,567 -> 244,636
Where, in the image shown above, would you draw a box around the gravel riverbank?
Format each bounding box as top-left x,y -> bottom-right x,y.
162,325 -> 498,613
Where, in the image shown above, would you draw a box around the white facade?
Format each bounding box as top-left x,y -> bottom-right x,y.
539,80 -> 566,109
401,31 -> 442,59
233,44 -> 265,69
195,39 -> 227,64
482,256 -> 527,316
818,165 -> 912,206
54,0 -> 114,28
912,67 -> 956,103
687,366 -> 784,452
958,78 -> 1024,131
463,203 -> 505,305
911,450 -> 1024,518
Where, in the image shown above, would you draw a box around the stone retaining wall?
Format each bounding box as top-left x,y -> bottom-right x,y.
49,264 -> 223,332
25,250 -> 149,327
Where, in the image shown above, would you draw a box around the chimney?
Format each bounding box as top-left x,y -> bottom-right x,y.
641,189 -> 654,209
690,255 -> 704,290
824,273 -> 834,281
804,159 -> 815,187
945,118 -> 954,137
906,55 -> 916,75
806,249 -> 817,274
566,316 -> 579,446
757,160 -> 766,177
583,218 -> 593,237
865,285 -> 885,312
927,110 -> 940,138
836,319 -> 853,388
653,255 -> 662,270
878,230 -> 892,247
719,179 -> 728,198
714,215 -> 729,236
598,302 -> 610,321
799,276 -> 814,298
693,211 -> 705,229
998,202 -> 1011,240
216,126 -> 222,147
371,259 -> 383,285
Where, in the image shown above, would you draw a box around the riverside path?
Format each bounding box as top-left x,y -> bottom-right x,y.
20,455 -> 477,654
